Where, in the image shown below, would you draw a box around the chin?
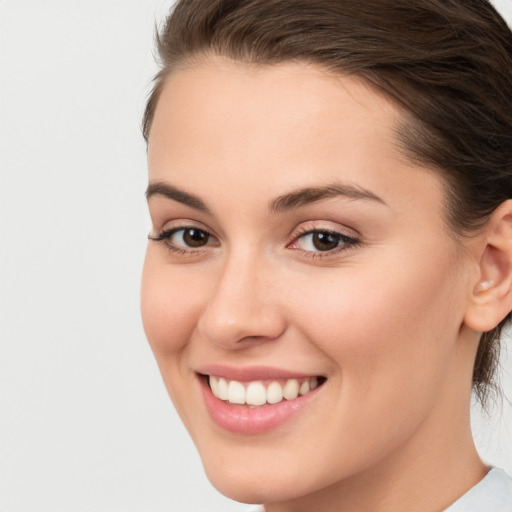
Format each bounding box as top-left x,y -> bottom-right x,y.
204,466 -> 294,505
199,448 -> 328,505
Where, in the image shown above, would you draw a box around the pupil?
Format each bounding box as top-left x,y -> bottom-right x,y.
184,229 -> 208,247
313,232 -> 339,251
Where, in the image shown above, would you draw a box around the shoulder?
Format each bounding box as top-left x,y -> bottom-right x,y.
444,467 -> 512,512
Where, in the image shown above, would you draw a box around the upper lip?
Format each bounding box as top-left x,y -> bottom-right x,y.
196,364 -> 323,382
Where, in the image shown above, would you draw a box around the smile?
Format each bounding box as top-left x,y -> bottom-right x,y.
198,370 -> 326,434
208,375 -> 321,406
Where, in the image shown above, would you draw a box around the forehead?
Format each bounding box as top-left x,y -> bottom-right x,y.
147,57 -> 446,227
148,57 -> 401,164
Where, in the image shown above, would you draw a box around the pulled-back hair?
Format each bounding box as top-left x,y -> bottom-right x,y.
143,0 -> 512,405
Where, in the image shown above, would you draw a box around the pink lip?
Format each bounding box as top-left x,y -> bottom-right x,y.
196,364 -> 319,381
197,371 -> 324,435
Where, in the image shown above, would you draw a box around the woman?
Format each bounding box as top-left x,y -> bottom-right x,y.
140,0 -> 512,510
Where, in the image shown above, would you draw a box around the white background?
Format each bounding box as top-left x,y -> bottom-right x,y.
1,1 -> 511,511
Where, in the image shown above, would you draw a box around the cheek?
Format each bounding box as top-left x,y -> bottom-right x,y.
290,250 -> 464,406
141,250 -> 209,428
141,250 -> 202,360
270,253 -> 466,477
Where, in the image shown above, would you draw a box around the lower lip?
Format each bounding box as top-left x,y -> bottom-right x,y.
199,376 -> 322,434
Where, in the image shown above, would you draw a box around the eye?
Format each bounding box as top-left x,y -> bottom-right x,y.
148,226 -> 218,252
172,227 -> 211,248
290,229 -> 360,254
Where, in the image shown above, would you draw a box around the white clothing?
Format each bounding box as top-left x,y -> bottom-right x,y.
444,467 -> 512,511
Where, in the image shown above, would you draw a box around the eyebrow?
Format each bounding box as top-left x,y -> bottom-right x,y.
145,181 -> 212,215
145,180 -> 386,215
269,182 -> 386,213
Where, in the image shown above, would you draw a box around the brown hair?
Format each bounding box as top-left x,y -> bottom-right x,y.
143,0 -> 512,405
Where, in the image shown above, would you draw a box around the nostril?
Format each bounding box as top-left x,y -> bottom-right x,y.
196,308 -> 286,349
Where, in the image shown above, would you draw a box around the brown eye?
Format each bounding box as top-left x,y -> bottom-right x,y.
149,226 -> 216,251
182,228 -> 210,247
293,229 -> 359,254
311,232 -> 341,251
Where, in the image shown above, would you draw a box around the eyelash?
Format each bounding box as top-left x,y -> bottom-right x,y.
148,226 -> 216,257
148,225 -> 361,259
289,226 -> 361,258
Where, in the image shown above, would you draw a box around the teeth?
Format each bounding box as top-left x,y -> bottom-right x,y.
283,379 -> 299,400
209,374 -> 220,396
299,380 -> 310,395
267,381 -> 283,404
208,375 -> 322,406
217,378 -> 229,400
228,380 -> 245,404
246,382 -> 267,406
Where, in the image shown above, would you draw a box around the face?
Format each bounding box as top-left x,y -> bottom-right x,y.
141,58 -> 478,505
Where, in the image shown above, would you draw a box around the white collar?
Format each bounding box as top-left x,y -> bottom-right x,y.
444,467 -> 512,511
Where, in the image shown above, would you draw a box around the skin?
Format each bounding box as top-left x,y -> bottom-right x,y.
141,57 -> 498,511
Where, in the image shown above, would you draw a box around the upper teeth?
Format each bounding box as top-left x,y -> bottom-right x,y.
209,376 -> 319,406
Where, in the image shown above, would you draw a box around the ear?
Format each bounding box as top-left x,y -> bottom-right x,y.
464,200 -> 512,332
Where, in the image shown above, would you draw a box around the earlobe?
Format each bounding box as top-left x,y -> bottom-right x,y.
465,200 -> 512,333
474,280 -> 494,293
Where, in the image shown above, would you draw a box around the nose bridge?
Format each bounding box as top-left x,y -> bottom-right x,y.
197,246 -> 285,347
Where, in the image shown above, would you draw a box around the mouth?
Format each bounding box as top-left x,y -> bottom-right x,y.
205,374 -> 326,407
196,369 -> 327,434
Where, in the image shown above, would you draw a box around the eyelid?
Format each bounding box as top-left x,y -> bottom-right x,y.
148,220 -> 361,258
286,223 -> 361,258
289,221 -> 360,242
149,226 -> 215,243
149,218 -> 218,239
148,222 -> 220,256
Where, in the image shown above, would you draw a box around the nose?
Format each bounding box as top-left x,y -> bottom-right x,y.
196,252 -> 287,349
